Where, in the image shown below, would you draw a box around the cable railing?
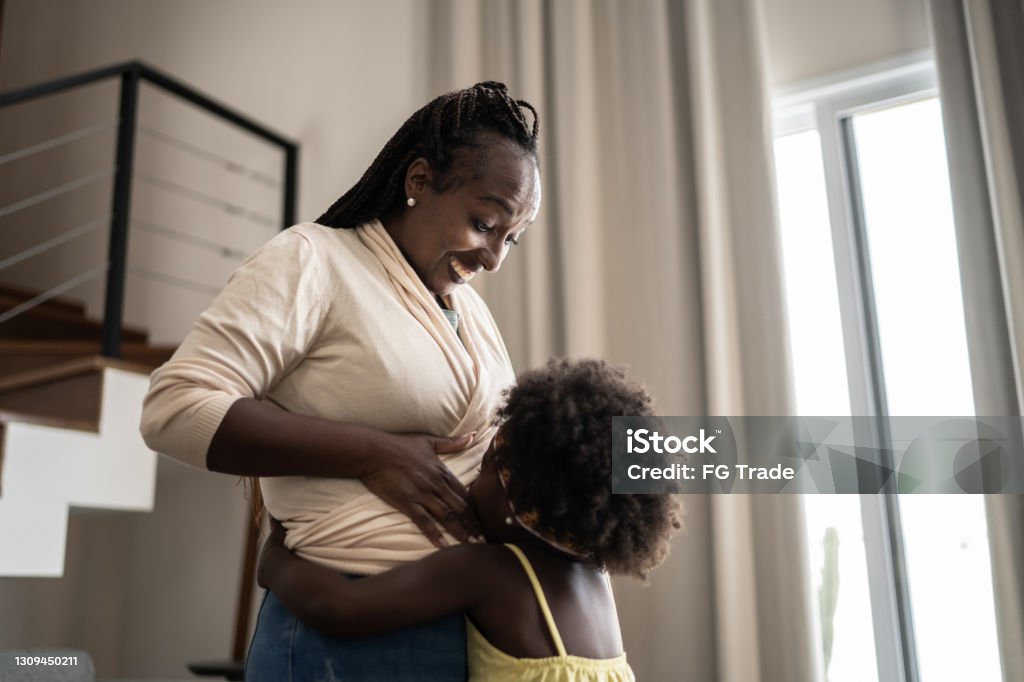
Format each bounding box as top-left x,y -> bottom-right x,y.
0,120 -> 118,166
0,168 -> 117,220
0,60 -> 298,357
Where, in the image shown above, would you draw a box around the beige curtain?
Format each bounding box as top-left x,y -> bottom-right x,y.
425,1 -> 815,680
927,1 -> 1024,680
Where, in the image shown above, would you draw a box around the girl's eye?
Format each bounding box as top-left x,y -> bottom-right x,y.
505,234 -> 521,246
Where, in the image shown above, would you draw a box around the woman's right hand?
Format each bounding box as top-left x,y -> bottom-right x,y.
361,431 -> 482,547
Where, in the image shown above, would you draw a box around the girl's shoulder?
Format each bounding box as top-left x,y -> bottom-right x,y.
433,541 -> 524,571
421,542 -> 531,591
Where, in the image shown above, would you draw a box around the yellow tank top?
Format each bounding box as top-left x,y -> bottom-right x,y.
465,544 -> 635,682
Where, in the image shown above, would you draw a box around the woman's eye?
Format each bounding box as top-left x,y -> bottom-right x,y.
474,220 -> 493,233
505,234 -> 521,246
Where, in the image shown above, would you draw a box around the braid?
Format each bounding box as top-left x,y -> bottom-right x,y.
316,81 -> 539,228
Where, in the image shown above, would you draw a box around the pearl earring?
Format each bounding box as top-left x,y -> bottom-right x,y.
407,197 -> 416,207
505,516 -> 514,526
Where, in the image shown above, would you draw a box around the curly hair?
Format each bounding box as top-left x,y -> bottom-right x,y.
493,358 -> 685,580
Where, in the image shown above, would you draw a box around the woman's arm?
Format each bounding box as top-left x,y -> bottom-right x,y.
140,228 -> 479,543
207,398 -> 470,478
257,519 -> 491,637
209,400 -> 478,544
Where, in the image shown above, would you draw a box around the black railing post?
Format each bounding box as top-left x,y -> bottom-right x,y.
102,63 -> 140,358
283,144 -> 298,229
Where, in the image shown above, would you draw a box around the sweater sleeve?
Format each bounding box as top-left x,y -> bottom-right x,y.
140,226 -> 330,468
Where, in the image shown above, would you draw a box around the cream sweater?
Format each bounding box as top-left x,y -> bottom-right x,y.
140,221 -> 515,575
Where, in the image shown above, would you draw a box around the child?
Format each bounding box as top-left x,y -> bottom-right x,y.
256,358 -> 684,681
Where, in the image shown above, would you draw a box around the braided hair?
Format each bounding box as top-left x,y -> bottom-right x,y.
317,81 -> 539,228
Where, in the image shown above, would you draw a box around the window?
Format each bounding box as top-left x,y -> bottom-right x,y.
773,128 -> 880,682
772,54 -> 1003,682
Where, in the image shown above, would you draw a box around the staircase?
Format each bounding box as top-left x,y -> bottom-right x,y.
0,284 -> 176,577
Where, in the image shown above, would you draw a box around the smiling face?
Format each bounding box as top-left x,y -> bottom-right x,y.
382,136 -> 541,297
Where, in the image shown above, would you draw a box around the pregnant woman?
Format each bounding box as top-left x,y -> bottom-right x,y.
140,81 -> 541,681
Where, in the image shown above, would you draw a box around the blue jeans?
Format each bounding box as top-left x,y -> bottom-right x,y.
244,589 -> 467,682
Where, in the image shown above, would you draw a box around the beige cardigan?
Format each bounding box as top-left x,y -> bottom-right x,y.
141,221 -> 515,574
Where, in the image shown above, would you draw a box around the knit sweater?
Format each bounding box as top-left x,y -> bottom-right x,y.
140,221 -> 515,574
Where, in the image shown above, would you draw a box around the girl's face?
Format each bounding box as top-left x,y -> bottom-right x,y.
469,432 -> 589,559
468,438 -> 514,541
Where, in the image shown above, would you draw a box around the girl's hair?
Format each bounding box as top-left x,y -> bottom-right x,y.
493,358 -> 685,580
316,81 -> 540,229
242,82 -> 539,528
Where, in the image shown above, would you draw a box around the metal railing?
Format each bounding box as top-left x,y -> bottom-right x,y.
0,60 -> 298,357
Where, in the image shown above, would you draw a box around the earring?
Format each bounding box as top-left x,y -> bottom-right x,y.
505,516 -> 515,526
406,197 -> 416,207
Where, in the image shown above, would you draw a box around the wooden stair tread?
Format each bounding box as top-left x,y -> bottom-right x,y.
0,407 -> 98,433
0,289 -> 164,477
0,365 -> 102,426
0,355 -> 158,395
0,341 -> 176,380
0,302 -> 149,342
0,339 -> 175,353
0,356 -> 101,394
0,282 -> 86,317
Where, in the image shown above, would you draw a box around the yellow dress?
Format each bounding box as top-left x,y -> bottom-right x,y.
466,544 -> 636,682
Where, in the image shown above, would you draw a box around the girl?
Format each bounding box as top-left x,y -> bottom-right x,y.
256,359 -> 684,681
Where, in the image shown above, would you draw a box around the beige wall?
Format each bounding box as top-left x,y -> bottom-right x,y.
0,0 -> 431,221
763,0 -> 930,86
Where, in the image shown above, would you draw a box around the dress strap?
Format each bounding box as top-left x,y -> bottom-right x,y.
503,543 -> 567,657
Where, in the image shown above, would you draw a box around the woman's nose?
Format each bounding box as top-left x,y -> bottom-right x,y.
480,244 -> 505,272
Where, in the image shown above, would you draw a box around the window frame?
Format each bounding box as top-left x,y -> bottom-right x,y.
773,50 -> 939,682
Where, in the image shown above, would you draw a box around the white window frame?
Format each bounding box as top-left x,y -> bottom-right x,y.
773,50 -> 938,682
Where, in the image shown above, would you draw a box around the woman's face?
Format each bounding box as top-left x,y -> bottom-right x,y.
389,138 -> 541,297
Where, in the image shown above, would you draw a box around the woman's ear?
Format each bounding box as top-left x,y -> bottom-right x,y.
404,157 -> 433,201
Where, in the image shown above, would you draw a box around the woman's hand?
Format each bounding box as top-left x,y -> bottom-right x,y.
362,432 -> 482,547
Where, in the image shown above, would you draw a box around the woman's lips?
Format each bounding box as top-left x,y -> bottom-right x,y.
449,255 -> 478,283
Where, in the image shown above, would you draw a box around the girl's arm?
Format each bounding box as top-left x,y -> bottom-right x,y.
257,519 -> 492,638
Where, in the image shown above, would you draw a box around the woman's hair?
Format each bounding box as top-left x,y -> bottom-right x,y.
316,81 -> 540,228
493,358 -> 685,580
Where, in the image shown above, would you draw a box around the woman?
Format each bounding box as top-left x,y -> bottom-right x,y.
140,81 -> 541,681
